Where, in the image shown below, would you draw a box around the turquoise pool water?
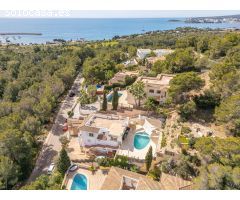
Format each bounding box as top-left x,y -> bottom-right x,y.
70,174 -> 88,190
134,132 -> 150,150
107,92 -> 123,102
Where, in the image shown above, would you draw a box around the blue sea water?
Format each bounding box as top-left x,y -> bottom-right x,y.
0,18 -> 240,44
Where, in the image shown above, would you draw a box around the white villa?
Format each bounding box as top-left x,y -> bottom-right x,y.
137,49 -> 151,59
137,49 -> 174,60
78,114 -> 129,150
154,49 -> 174,57
123,59 -> 138,67
127,74 -> 175,105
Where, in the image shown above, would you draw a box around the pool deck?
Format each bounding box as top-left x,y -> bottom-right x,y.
117,127 -> 157,160
65,168 -> 107,190
108,90 -> 134,108
119,90 -> 134,108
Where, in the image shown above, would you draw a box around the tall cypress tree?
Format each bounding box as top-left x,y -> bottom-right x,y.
145,146 -> 153,171
57,148 -> 71,176
102,91 -> 107,111
112,88 -> 119,110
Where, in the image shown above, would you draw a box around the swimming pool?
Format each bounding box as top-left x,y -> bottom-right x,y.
70,173 -> 88,190
107,92 -> 123,102
134,132 -> 150,150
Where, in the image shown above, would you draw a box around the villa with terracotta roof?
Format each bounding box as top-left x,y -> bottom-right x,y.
145,56 -> 166,68
78,114 -> 130,151
109,71 -> 139,85
127,74 -> 175,105
123,59 -> 138,67
100,167 -> 193,190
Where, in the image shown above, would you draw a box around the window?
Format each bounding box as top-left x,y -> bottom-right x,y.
111,136 -> 118,141
89,133 -> 94,137
157,90 -> 161,94
149,89 -> 154,93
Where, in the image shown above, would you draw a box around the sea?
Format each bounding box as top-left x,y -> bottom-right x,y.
0,18 -> 240,44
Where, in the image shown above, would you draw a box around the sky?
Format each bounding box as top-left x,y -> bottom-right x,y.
69,10 -> 240,18
0,10 -> 239,18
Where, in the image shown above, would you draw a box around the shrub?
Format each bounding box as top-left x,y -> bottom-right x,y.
125,75 -> 137,86
130,165 -> 139,173
147,166 -> 162,181
178,101 -> 197,120
67,110 -> 74,118
194,90 -> 221,109
97,155 -> 129,169
181,126 -> 192,135
161,133 -> 167,148
113,155 -> 129,169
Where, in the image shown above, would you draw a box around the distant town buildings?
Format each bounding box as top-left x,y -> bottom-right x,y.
185,15 -> 240,23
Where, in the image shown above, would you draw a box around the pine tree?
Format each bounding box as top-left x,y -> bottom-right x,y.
102,91 -> 107,111
145,146 -> 153,171
57,148 -> 71,176
112,88 -> 119,110
127,81 -> 146,107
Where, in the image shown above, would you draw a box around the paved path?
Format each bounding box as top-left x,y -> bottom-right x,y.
27,74 -> 84,183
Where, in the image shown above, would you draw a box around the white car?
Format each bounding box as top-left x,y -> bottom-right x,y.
47,163 -> 55,175
68,164 -> 78,172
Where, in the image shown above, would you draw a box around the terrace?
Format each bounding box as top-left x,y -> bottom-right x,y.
117,116 -> 162,160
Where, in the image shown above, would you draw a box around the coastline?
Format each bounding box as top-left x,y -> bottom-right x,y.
0,17 -> 240,45
1,27 -> 239,46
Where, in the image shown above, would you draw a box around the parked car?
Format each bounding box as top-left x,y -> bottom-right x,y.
62,123 -> 68,132
69,164 -> 78,172
47,163 -> 55,175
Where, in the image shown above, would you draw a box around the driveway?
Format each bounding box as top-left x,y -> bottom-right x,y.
27,74 -> 84,183
78,100 -> 101,116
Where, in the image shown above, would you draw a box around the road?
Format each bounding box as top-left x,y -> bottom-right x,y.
27,73 -> 84,183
